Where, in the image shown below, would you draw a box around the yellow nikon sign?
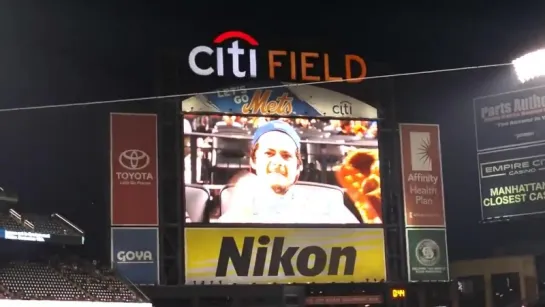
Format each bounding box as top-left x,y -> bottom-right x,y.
184,228 -> 386,284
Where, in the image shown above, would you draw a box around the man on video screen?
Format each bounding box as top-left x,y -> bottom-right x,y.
218,120 -> 359,224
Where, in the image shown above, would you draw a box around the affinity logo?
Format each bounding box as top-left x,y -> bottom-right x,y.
189,31 -> 258,78
409,132 -> 432,171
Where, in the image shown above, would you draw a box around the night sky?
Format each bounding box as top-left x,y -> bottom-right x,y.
0,1 -> 544,260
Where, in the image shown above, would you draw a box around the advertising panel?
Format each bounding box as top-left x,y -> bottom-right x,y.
110,113 -> 158,226
399,124 -> 446,227
183,114 -> 381,224
180,83 -> 378,119
406,228 -> 449,282
0,229 -> 84,245
474,86 -> 545,152
184,228 -> 386,284
187,31 -> 367,83
111,227 -> 159,285
478,143 -> 545,219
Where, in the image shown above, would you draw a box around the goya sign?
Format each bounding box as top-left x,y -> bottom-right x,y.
111,227 -> 159,285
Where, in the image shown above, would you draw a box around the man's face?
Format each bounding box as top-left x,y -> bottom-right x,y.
222,115 -> 236,125
251,131 -> 301,194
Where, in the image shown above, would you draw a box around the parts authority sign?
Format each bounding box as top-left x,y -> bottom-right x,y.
474,86 -> 545,152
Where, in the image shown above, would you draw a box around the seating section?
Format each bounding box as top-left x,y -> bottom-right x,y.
23,214 -> 81,236
0,211 -> 82,243
0,261 -> 88,300
0,258 -> 146,302
0,213 -> 26,232
56,260 -> 143,303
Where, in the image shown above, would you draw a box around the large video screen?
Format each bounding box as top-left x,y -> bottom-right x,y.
183,115 -> 381,225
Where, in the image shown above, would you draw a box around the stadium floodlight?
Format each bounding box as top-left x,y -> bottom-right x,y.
512,48 -> 545,83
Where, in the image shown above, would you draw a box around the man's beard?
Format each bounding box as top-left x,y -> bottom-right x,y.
266,164 -> 291,195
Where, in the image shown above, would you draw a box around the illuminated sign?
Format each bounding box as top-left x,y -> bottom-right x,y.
188,30 -> 367,83
185,228 -> 386,284
4,231 -> 50,242
391,288 -> 406,299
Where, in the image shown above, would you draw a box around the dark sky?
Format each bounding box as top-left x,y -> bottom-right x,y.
0,1 -> 544,260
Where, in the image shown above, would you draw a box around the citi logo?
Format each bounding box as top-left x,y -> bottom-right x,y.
188,31 -> 258,78
333,101 -> 352,116
188,30 -> 367,83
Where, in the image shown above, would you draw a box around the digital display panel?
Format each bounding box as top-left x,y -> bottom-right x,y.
183,115 -> 381,225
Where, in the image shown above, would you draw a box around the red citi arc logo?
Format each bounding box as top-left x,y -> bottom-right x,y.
189,31 -> 258,78
188,30 -> 367,83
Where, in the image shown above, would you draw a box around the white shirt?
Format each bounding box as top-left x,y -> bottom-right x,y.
219,175 -> 359,224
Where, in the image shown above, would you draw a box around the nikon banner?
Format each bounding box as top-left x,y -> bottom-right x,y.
406,228 -> 449,282
184,228 -> 386,284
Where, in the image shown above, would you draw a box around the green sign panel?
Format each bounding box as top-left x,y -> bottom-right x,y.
406,228 -> 449,282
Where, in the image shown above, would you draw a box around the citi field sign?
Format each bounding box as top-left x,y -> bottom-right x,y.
188,30 -> 367,83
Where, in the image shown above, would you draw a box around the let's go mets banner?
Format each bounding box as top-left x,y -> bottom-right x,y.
184,228 -> 386,284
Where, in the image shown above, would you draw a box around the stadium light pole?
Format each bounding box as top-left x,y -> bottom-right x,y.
512,48 -> 545,83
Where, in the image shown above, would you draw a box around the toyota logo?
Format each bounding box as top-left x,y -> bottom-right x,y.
119,149 -> 150,171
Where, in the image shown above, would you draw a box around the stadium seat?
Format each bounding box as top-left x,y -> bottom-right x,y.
212,126 -> 250,168
306,137 -> 344,171
220,185 -> 235,215
211,134 -> 250,169
185,184 -> 210,223
210,129 -> 251,183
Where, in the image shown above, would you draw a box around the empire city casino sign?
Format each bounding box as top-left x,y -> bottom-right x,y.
188,31 -> 367,83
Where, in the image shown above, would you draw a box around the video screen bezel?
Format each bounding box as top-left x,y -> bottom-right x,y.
182,111 -> 384,229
